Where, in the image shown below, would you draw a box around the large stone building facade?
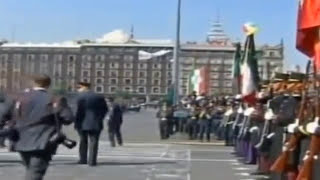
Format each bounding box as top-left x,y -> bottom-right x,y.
0,22 -> 284,100
179,42 -> 283,96
0,40 -> 283,100
0,43 -> 173,101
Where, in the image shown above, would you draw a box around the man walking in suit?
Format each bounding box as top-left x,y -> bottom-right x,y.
0,92 -> 14,148
75,82 -> 108,166
108,98 -> 123,147
13,74 -> 73,180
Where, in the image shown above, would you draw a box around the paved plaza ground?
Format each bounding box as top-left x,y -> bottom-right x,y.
0,109 -> 268,180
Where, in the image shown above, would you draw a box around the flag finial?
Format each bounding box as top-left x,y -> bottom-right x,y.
243,22 -> 259,36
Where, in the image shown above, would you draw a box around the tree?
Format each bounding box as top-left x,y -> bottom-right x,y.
52,81 -> 67,95
115,90 -> 132,100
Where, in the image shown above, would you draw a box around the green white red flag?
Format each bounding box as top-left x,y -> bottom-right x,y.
296,0 -> 320,69
241,23 -> 260,105
188,65 -> 210,96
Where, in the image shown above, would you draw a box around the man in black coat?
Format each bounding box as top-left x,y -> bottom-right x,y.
0,92 -> 14,147
108,98 -> 123,147
75,82 -> 108,166
12,74 -> 73,180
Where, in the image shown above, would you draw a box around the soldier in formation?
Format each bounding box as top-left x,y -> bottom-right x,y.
221,70 -> 320,180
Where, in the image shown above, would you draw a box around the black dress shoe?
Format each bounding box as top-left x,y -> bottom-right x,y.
77,161 -> 87,164
88,163 -> 97,167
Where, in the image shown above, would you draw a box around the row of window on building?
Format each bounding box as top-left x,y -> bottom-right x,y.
181,80 -> 233,88
180,88 -> 233,95
81,78 -> 172,86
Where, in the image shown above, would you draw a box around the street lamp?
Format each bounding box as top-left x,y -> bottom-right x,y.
172,0 -> 181,105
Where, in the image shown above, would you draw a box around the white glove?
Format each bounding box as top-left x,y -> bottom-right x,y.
161,118 -> 167,121
244,108 -> 255,116
225,109 -> 233,116
287,122 -> 299,133
237,107 -> 243,113
264,109 -> 274,120
267,132 -> 275,139
249,126 -> 259,133
306,117 -> 320,134
248,107 -> 255,115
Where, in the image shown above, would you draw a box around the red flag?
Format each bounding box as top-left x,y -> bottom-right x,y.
296,0 -> 320,69
199,66 -> 210,96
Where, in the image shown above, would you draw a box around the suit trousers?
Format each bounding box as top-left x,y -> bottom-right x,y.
108,124 -> 123,147
20,151 -> 52,180
77,130 -> 101,165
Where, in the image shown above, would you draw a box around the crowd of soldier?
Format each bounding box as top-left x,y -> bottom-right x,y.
222,71 -> 320,180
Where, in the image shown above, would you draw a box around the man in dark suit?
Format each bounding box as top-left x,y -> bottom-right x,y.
75,82 -> 108,166
12,74 -> 73,180
0,92 -> 14,148
108,98 -> 123,147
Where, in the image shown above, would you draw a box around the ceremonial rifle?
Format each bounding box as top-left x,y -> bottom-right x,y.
297,60 -> 320,180
270,60 -> 311,173
255,100 -> 273,151
255,66 -> 274,152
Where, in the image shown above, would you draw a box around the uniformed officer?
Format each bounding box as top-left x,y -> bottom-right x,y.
252,80 -> 273,175
187,103 -> 200,140
222,101 -> 236,146
157,102 -> 170,140
269,73 -> 299,180
198,103 -> 212,142
75,82 -> 108,166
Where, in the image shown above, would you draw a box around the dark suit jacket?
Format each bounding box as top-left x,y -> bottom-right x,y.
13,89 -> 58,152
0,96 -> 14,127
109,104 -> 123,126
75,91 -> 108,132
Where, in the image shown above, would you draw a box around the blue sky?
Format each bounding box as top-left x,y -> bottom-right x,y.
0,0 -> 307,69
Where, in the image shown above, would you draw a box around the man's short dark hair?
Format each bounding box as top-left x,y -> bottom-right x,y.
31,74 -> 51,88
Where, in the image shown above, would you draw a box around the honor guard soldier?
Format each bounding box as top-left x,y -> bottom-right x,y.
269,72 -> 301,180
266,73 -> 289,180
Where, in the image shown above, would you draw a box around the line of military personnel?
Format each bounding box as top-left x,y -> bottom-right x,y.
0,74 -> 123,180
157,92 -> 227,142
222,69 -> 320,180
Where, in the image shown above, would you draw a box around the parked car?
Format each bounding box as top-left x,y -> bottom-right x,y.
127,104 -> 141,112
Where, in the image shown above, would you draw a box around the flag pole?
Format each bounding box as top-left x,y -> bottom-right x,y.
173,0 -> 181,105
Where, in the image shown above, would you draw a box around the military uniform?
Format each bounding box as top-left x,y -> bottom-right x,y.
269,73 -> 304,180
223,105 -> 236,146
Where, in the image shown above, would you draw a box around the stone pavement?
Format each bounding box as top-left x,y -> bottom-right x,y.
0,141 -> 191,180
0,110 -> 270,180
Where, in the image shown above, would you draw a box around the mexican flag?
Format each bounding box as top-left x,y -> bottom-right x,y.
165,85 -> 174,106
188,64 -> 210,96
233,42 -> 242,94
187,60 -> 196,95
241,33 -> 260,105
296,0 -> 320,70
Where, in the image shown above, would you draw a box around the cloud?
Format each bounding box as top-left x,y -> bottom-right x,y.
96,29 -> 130,43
